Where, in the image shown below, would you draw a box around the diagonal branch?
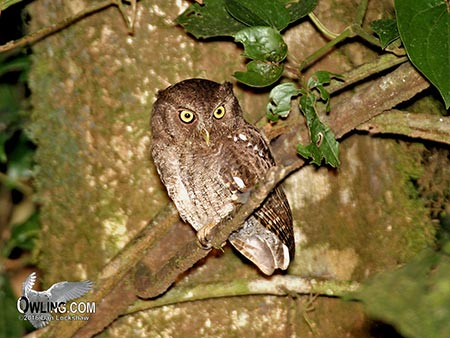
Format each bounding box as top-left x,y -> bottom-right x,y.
325,62 -> 430,139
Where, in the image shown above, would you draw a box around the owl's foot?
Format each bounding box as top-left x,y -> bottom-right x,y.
197,223 -> 216,250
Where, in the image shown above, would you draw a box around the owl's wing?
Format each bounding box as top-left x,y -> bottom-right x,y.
219,125 -> 274,193
223,125 -> 295,268
255,187 -> 294,256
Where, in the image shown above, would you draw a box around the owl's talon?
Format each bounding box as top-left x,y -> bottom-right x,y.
197,239 -> 212,250
197,223 -> 215,250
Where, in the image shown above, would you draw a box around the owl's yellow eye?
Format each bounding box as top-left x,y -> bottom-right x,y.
213,106 -> 226,119
179,110 -> 195,124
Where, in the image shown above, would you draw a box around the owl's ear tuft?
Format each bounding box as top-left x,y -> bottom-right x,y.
221,82 -> 237,102
155,88 -> 167,100
222,81 -> 234,93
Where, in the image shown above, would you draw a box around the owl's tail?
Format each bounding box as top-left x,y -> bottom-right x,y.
228,216 -> 290,275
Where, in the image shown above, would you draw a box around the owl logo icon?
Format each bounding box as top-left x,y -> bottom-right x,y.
17,272 -> 93,328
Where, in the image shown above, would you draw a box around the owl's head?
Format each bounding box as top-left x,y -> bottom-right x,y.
151,78 -> 244,148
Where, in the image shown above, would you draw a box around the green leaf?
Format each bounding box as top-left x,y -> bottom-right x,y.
355,249 -> 450,338
266,82 -> 300,121
286,0 -> 318,23
307,70 -> 343,89
176,0 -> 248,38
234,61 -> 284,87
297,94 -> 340,167
0,55 -> 30,78
0,272 -> 27,337
235,26 -> 288,62
225,0 -> 290,31
3,211 -> 40,258
6,132 -> 35,184
307,71 -> 343,112
371,19 -> 400,49
0,85 -> 25,163
395,0 -> 450,108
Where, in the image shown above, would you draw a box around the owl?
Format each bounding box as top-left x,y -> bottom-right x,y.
151,78 -> 294,275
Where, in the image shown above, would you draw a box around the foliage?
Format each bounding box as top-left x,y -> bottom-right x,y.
176,0 -> 317,38
371,19 -> 399,49
177,0 -> 317,87
395,0 -> 450,109
354,247 -> 450,338
2,212 -> 40,258
0,51 -> 38,260
266,72 -> 341,167
233,26 -> 287,86
0,272 -> 26,338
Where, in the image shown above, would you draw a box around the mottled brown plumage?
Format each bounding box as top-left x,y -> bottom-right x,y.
151,78 -> 294,275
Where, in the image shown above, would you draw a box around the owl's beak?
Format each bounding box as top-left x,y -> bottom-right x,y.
202,128 -> 210,146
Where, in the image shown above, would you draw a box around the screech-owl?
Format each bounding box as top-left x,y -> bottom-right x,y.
151,78 -> 294,275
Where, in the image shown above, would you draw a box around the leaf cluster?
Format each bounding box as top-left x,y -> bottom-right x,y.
177,0 -> 317,87
267,72 -> 342,167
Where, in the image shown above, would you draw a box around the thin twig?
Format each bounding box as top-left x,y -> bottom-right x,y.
299,27 -> 353,72
301,1 -> 405,72
308,12 -> 339,39
354,0 -> 369,26
0,172 -> 34,196
0,0 -> 116,53
326,54 -> 409,94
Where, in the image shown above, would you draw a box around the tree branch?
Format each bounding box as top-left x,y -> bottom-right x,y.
40,205 -> 180,338
127,276 -> 360,314
325,62 -> 430,139
326,54 -> 409,95
357,110 -> 450,145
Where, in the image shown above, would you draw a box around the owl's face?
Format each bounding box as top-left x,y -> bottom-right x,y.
151,78 -> 244,149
